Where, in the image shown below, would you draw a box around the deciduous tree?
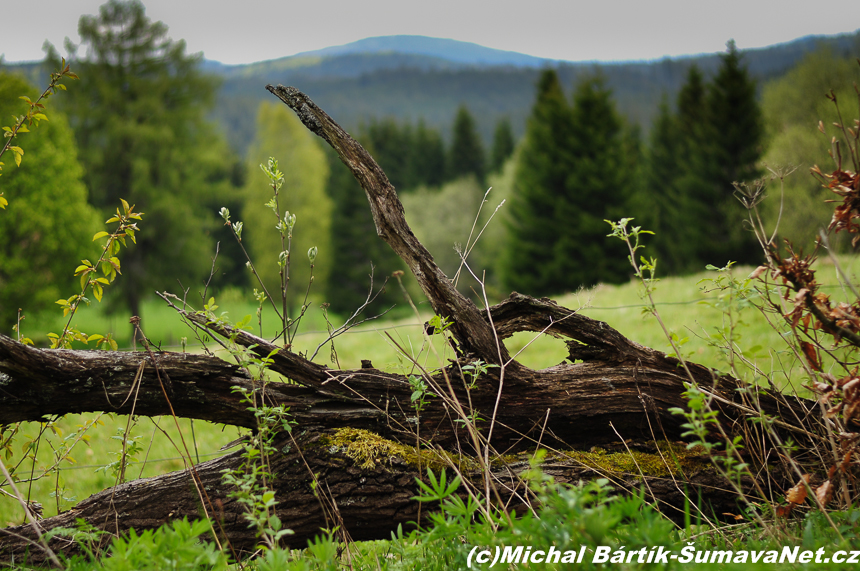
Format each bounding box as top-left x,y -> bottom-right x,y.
241,102 -> 332,313
0,72 -> 100,328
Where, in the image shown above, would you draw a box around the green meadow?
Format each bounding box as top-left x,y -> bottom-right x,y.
4,255 -> 858,524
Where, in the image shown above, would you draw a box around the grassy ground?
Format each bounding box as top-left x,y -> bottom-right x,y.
3,254 -> 859,525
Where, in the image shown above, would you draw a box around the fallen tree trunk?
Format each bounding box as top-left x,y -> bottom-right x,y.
0,426 -> 744,565
0,87 -> 815,565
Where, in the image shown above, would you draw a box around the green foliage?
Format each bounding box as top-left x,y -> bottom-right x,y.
761,49 -> 860,249
503,71 -> 635,296
48,0 -> 243,319
402,176 -> 494,297
447,104 -> 486,184
0,58 -> 77,188
242,102 -> 332,313
49,199 -> 143,349
407,463 -> 676,571
0,72 -> 100,328
66,518 -> 229,570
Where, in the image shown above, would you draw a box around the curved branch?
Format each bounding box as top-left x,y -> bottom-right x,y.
265,84 -> 509,364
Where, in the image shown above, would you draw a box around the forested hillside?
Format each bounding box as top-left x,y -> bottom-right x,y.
8,31 -> 858,154
211,31 -> 860,153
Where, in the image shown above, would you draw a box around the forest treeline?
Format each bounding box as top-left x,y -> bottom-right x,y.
1,0 -> 859,339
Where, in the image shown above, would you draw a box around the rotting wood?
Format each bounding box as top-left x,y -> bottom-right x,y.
0,428 -> 749,565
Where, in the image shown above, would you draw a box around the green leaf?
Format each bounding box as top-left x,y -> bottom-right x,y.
92,231 -> 109,241
10,146 -> 23,167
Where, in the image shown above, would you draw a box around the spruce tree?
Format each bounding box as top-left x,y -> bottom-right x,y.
701,41 -> 764,266
363,119 -> 414,191
490,118 -> 515,173
553,76 -> 631,288
324,149 -> 403,317
644,97 -> 688,273
503,72 -> 634,295
410,120 -> 446,187
501,69 -> 574,294
447,105 -> 486,184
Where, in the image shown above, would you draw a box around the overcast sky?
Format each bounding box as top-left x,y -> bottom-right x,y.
3,0 -> 859,65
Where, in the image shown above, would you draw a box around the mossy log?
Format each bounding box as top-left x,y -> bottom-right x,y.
0,87 -> 813,565
0,427 -> 740,564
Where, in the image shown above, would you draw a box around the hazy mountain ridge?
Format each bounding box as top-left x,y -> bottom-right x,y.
5,31 -> 859,154
291,35 -> 550,67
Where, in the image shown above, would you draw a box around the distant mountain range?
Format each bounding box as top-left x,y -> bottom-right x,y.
7,31 -> 860,155
294,35 -> 550,67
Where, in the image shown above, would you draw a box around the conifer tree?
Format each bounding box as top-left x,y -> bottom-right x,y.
700,41 -> 763,266
363,119 -> 413,191
644,97 -> 687,272
501,69 -> 574,294
49,0 -> 239,319
324,148 -> 403,316
673,65 -> 721,271
410,120 -> 446,187
490,118 -> 515,173
553,76 -> 631,288
504,72 -> 636,295
447,105 -> 486,184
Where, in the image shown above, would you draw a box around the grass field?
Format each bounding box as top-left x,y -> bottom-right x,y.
4,254 -> 859,525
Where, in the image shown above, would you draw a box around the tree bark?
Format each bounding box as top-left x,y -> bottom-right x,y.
0,87 -> 815,565
0,427 -> 748,565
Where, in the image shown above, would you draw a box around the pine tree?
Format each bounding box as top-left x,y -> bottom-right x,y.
49,0 -> 239,319
447,105 -> 486,184
501,69 -> 574,294
490,118 -> 515,173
